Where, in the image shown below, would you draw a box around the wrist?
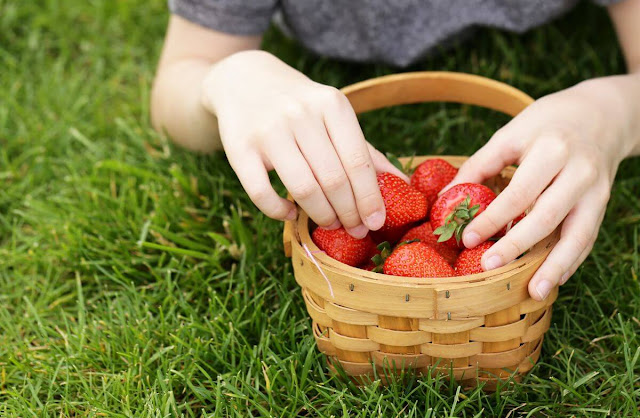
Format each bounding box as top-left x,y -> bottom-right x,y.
576,75 -> 640,161
200,50 -> 274,115
625,72 -> 640,156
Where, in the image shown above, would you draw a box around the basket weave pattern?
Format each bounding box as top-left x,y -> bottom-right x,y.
306,288 -> 555,385
283,73 -> 559,388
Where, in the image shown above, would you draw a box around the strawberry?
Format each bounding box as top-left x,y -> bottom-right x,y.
370,223 -> 413,246
312,227 -> 376,266
455,241 -> 494,275
496,213 -> 526,237
430,183 -> 496,248
383,241 -> 455,278
360,260 -> 376,271
410,158 -> 458,211
399,222 -> 460,265
377,172 -> 428,232
358,242 -> 384,271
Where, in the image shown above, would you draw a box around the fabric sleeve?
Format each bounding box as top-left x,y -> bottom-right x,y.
168,0 -> 277,35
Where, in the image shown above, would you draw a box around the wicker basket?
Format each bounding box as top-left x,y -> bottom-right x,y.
283,72 -> 559,390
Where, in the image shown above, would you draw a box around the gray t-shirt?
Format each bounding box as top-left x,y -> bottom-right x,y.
169,0 -> 619,67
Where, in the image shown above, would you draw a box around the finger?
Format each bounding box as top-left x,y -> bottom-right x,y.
322,90 -> 386,231
561,241 -> 595,286
527,201 -> 604,300
463,135 -> 569,248
265,137 -> 344,233
366,142 -> 409,182
292,117 -> 362,231
560,208 -> 605,286
481,159 -> 594,271
231,152 -> 297,221
445,128 -> 523,191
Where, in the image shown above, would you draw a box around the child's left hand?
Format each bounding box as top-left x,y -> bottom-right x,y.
447,75 -> 640,301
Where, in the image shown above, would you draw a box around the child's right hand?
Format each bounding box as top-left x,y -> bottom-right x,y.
201,50 -> 406,238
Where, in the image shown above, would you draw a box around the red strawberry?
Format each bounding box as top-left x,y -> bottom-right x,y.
455,241 -> 494,275
496,213 -> 526,237
377,172 -> 428,232
410,158 -> 458,210
430,183 -> 496,248
312,227 -> 376,266
383,241 -> 455,278
399,222 -> 460,265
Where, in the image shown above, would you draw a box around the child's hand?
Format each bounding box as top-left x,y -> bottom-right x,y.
201,51 -> 406,238
448,76 -> 640,300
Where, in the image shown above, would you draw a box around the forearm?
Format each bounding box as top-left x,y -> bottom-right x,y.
586,72 -> 640,158
615,72 -> 640,157
150,15 -> 261,152
151,59 -> 220,152
608,0 -> 640,156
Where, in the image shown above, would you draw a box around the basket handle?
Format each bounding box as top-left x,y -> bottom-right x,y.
341,72 -> 534,117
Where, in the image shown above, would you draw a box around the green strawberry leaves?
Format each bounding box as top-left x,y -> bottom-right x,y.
386,153 -> 416,176
433,195 -> 480,244
371,241 -> 391,273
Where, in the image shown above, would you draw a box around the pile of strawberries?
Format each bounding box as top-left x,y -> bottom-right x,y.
311,158 -> 524,277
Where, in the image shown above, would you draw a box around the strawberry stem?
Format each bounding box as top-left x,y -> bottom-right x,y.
385,153 -> 416,176
433,195 -> 481,244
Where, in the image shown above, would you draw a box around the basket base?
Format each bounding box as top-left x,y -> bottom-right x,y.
324,343 -> 541,391
315,323 -> 545,391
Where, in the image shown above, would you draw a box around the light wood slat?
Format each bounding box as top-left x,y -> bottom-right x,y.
343,72 -> 533,117
329,328 -> 379,352
421,341 -> 483,358
291,242 -> 437,318
433,238 -> 558,319
471,341 -> 532,369
329,359 -> 374,377
517,338 -> 543,373
432,331 -> 471,367
469,314 -> 528,342
430,365 -> 478,381
418,317 -> 484,333
522,308 -> 552,343
371,352 -> 430,369
312,322 -> 336,356
324,301 -> 379,326
302,290 -> 332,328
367,326 -> 431,347
283,219 -> 293,257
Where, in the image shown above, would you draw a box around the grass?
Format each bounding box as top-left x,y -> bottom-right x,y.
1,0 -> 639,415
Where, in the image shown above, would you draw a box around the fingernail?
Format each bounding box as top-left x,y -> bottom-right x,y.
560,272 -> 570,285
322,219 -> 342,230
285,208 -> 297,221
347,224 -> 369,239
484,255 -> 503,270
464,231 -> 481,248
535,280 -> 553,300
364,211 -> 385,231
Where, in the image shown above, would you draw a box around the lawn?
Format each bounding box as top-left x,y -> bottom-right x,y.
1,0 -> 639,416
